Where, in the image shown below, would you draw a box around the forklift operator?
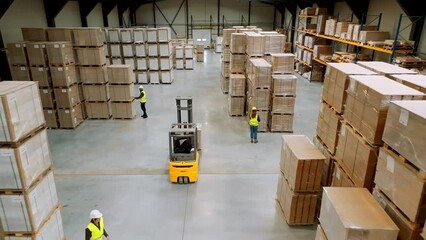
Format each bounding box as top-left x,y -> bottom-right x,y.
174,137 -> 194,154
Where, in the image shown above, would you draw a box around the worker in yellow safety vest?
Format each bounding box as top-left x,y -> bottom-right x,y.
85,210 -> 110,240
249,107 -> 260,143
135,85 -> 148,118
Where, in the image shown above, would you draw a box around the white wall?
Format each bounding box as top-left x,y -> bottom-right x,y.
55,1 -> 81,27
107,6 -> 120,27
87,3 -> 103,27
0,0 -> 47,44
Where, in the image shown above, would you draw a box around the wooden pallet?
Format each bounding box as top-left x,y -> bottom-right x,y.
383,144 -> 426,180
49,62 -> 75,67
87,116 -> 112,120
73,45 -> 104,48
0,167 -> 54,194
341,119 -> 380,147
112,117 -> 136,120
0,124 -> 47,148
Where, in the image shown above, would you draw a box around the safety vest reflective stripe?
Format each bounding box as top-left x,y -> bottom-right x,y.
87,218 -> 104,240
140,90 -> 147,103
249,114 -> 259,126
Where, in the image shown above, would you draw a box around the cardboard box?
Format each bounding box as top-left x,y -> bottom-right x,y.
72,28 -> 104,46
160,56 -> 173,70
79,66 -> 107,84
375,147 -> 426,223
247,58 -> 271,88
82,84 -> 109,102
221,74 -> 229,93
110,44 -> 121,57
109,84 -> 134,102
358,31 -> 390,43
315,224 -> 328,240
272,75 -> 297,96
277,173 -> 318,225
184,45 -> 193,58
146,28 -> 157,42
229,74 -> 245,97
196,53 -> 204,62
135,44 -> 146,57
373,188 -> 423,240
10,66 -> 31,81
221,47 -> 231,62
120,28 -> 133,43
107,65 -> 134,84
39,88 -> 55,108
57,104 -> 83,128
43,109 -> 59,129
221,61 -> 230,78
335,123 -> 378,189
256,110 -> 269,132
222,28 -> 237,46
0,82 -> 45,142
26,42 -> 48,66
50,65 -> 77,87
270,53 -> 294,74
357,61 -> 418,76
247,88 -> 271,110
122,44 -> 134,57
316,15 -> 328,34
264,34 -> 286,54
53,84 -> 81,108
382,101 -> 426,172
133,28 -> 146,43
149,57 -> 159,70
0,128 -> 51,190
7,42 -> 28,66
230,33 -> 246,54
21,28 -> 47,41
85,101 -> 111,119
123,58 -> 135,71
230,54 -> 245,73
352,25 -> 378,42
159,43 -> 172,57
334,22 -> 349,37
0,171 -> 58,232
313,45 -> 332,59
319,187 -> 399,240
331,161 -> 355,187
148,44 -> 158,57
245,33 -> 265,57
271,97 -> 295,114
345,75 -> 424,145
160,70 -> 174,84
30,67 -> 50,87
391,74 -> 426,94
158,27 -> 171,42
322,63 -> 377,114
270,114 -> 293,132
325,19 -> 336,36
136,58 -> 148,70
280,135 -> 325,192
75,47 -> 107,66
316,102 -> 341,155
227,96 -> 245,116
175,46 -> 184,59
111,101 -> 136,119
313,136 -> 334,187
45,42 -> 74,66
46,28 -> 72,42
185,59 -> 193,69
150,71 -> 160,84
135,71 -> 149,84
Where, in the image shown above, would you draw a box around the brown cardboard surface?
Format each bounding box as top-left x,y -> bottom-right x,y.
45,42 -> 74,65
53,84 -> 81,108
313,136 -> 334,187
0,81 -> 45,142
75,48 -> 107,66
270,53 -> 295,74
229,74 -> 246,97
46,28 -> 73,42
230,54 -> 245,73
373,188 -> 423,240
43,109 -> 59,129
111,101 -> 136,119
39,88 -> 55,108
247,58 -> 272,88
79,66 -> 107,84
109,84 -> 134,102
72,28 -> 104,46
230,33 -> 246,54
316,102 -> 341,155
358,31 -> 390,43
319,187 -> 399,240
57,103 -> 83,128
22,28 -> 47,41
30,67 -> 50,87
228,96 -> 245,116
7,42 -> 29,66
382,100 -> 426,171
270,114 -> 293,132
271,97 -> 295,114
313,45 -> 332,59
50,65 -> 77,87
247,87 -> 271,110
85,101 -> 111,119
107,65 -> 134,84
375,147 -> 426,223
245,33 -> 265,56
280,135 -> 325,192
272,75 -> 297,96
26,42 -> 48,66
264,34 -> 286,54
83,84 -> 110,102
10,66 -> 31,81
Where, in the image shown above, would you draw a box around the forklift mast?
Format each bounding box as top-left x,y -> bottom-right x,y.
176,96 -> 193,124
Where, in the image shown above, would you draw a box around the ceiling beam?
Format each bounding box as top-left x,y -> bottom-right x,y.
43,0 -> 69,27
78,0 -> 98,27
0,0 -> 14,20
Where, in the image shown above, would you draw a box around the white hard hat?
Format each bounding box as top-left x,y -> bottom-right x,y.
139,86 -> 144,89
90,209 -> 103,219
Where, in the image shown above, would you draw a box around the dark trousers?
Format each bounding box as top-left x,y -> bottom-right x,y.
140,102 -> 148,117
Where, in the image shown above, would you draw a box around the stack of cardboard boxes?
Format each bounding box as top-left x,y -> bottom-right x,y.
73,28 -> 110,119
277,135 -> 325,225
270,53 -> 296,132
157,29 -> 174,84
107,65 -> 136,119
220,28 -> 236,93
316,188 -> 399,240
228,74 -> 246,116
133,28 -> 149,84
196,44 -> 204,62
0,81 -> 65,239
175,44 -> 194,71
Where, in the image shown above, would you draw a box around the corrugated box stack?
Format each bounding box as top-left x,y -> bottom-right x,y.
336,75 -> 424,190
171,38 -> 186,67
158,30 -> 174,84
106,28 -> 122,65
107,65 -> 136,119
0,81 -> 65,240
220,28 -> 236,93
316,187 -> 399,240
277,135 -> 325,225
196,44 -> 204,62
316,63 -> 378,188
246,58 -> 271,132
175,44 -> 193,71
372,100 -> 426,240
357,61 -> 418,78
270,53 -> 296,132
134,28 -> 149,84
228,74 -> 246,116
390,74 -> 426,94
7,42 -> 31,81
73,28 -> 110,120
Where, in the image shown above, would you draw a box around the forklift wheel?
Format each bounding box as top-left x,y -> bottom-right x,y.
178,177 -> 183,184
183,177 -> 189,184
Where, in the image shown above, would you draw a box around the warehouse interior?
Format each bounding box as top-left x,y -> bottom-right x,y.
0,0 -> 425,240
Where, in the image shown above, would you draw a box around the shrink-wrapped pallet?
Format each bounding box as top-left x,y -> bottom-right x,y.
230,33 -> 246,54
272,75 -> 297,96
245,33 -> 264,57
229,74 -> 245,96
247,59 -> 271,89
270,53 -> 294,74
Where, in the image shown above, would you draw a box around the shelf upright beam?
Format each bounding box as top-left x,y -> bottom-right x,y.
389,14 -> 403,63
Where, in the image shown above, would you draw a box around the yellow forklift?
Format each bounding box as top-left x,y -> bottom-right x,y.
168,97 -> 200,184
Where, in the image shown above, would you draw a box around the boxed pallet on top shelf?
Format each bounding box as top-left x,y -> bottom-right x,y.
107,65 -> 134,84
230,33 -> 246,54
79,66 -> 107,84
22,28 -> 47,42
270,53 -> 295,74
0,82 -> 45,143
345,75 -> 424,145
46,28 -> 73,42
334,22 -> 350,38
319,187 -> 399,240
264,34 -> 286,54
245,33 -> 265,57
45,42 -> 74,66
75,47 -> 107,66
313,45 -> 331,59
222,29 -> 237,46
324,19 -> 337,36
72,28 -> 104,47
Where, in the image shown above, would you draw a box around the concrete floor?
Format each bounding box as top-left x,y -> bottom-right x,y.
49,50 -> 323,240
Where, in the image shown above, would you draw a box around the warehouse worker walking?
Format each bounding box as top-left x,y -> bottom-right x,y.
85,210 -> 111,240
249,107 -> 260,143
135,86 -> 148,118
